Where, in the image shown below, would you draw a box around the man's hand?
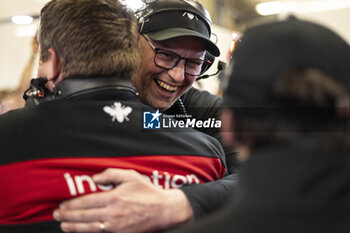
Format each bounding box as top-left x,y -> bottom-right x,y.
53,168 -> 194,233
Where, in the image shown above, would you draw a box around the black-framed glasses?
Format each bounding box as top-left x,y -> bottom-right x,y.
142,35 -> 211,76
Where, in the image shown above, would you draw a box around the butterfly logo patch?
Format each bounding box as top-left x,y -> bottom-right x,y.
103,102 -> 132,123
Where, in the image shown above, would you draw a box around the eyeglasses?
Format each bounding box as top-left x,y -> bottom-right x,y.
142,35 -> 211,76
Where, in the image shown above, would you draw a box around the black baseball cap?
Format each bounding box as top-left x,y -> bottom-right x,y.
224,17 -> 350,108
137,0 -> 220,57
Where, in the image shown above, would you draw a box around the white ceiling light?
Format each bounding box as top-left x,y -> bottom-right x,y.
11,15 -> 33,25
122,0 -> 144,11
256,0 -> 350,16
291,0 -> 350,13
256,1 -> 284,16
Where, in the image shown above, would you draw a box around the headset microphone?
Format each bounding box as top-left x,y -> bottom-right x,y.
196,60 -> 226,81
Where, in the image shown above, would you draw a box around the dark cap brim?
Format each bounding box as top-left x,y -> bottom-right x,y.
147,28 -> 220,57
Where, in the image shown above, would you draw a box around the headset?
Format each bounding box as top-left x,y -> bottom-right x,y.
136,0 -> 213,34
135,0 -> 227,114
135,0 -> 226,78
23,78 -> 55,107
23,77 -> 137,107
197,57 -> 227,81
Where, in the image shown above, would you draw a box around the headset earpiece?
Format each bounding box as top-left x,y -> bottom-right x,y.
201,52 -> 215,74
197,55 -> 226,81
23,78 -> 55,107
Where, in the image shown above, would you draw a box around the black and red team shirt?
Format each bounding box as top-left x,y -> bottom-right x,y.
0,86 -> 226,233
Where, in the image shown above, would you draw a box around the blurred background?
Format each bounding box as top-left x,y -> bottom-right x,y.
0,0 -> 350,94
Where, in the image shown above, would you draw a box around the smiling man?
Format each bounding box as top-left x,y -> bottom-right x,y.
134,35 -> 207,110
132,0 -> 220,112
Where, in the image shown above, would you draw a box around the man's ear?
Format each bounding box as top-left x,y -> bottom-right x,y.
137,34 -> 145,51
137,34 -> 142,44
46,48 -> 62,81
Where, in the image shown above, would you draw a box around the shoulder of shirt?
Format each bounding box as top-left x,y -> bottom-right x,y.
182,87 -> 223,109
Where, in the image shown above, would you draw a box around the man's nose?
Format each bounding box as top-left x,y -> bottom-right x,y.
168,59 -> 186,83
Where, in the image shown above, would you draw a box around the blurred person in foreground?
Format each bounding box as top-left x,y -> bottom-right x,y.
54,1 -> 239,232
167,17 -> 350,233
0,0 -> 227,232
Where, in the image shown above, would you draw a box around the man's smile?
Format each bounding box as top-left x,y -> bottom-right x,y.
155,79 -> 179,93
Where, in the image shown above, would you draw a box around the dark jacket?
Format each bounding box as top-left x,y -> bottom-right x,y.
0,77 -> 226,233
168,136 -> 350,233
166,87 -> 239,218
